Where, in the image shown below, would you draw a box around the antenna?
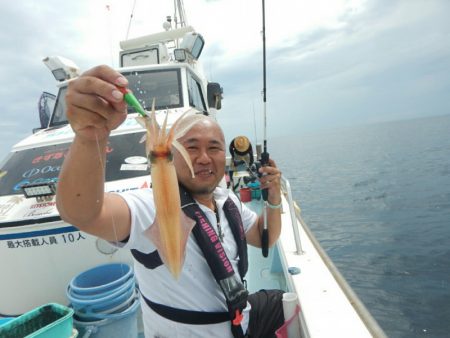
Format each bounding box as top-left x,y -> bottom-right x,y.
174,0 -> 188,28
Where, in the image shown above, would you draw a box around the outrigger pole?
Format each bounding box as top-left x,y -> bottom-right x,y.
261,0 -> 270,257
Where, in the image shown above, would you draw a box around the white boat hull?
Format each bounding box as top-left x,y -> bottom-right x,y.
0,221 -> 133,315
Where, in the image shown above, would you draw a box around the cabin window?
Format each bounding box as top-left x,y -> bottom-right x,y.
50,87 -> 68,126
187,71 -> 207,112
48,69 -> 183,127
122,69 -> 183,112
0,132 -> 146,198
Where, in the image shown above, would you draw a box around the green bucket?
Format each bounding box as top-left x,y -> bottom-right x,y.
0,303 -> 74,338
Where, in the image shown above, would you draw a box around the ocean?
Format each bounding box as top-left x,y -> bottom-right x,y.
270,114 -> 450,338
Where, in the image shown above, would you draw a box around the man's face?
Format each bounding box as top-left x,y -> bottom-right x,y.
173,119 -> 226,197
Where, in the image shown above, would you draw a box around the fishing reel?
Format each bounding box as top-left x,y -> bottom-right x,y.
246,161 -> 261,183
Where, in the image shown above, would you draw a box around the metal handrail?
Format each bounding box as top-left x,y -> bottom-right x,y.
281,176 -> 303,254
292,196 -> 388,338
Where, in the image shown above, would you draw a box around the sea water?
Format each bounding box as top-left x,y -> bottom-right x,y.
270,114 -> 450,338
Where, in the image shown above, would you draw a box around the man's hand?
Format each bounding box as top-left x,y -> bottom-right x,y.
258,158 -> 282,206
66,65 -> 129,141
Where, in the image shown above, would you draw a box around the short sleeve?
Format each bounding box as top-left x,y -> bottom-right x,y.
110,188 -> 157,253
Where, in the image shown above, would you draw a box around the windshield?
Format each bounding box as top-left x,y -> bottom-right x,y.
50,68 -> 183,127
51,87 -> 67,126
0,132 -> 146,197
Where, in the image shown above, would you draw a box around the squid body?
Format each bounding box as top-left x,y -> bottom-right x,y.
136,101 -> 200,279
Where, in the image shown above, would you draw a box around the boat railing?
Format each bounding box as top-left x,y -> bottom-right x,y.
285,180 -> 388,338
280,175 -> 303,255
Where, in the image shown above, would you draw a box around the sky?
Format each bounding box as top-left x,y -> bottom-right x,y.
0,0 -> 449,160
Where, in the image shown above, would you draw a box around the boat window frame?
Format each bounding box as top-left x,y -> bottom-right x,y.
187,70 -> 207,113
48,68 -> 184,128
49,86 -> 68,127
121,68 -> 183,112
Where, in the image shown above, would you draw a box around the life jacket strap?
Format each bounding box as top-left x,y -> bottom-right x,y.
142,294 -> 230,325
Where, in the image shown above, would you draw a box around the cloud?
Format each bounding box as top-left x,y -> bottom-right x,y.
1,0 -> 449,159
217,0 -> 450,139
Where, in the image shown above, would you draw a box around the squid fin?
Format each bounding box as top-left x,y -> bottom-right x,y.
144,211 -> 195,279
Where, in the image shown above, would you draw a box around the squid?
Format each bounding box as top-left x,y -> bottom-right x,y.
136,101 -> 201,279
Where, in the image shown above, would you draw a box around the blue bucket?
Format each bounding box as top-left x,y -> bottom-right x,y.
69,263 -> 133,296
73,297 -> 140,338
68,277 -> 135,313
72,288 -> 138,321
68,275 -> 135,300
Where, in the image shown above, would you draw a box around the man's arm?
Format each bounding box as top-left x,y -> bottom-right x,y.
56,65 -> 131,242
246,159 -> 282,248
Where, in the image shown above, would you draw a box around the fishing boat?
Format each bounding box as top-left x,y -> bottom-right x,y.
0,2 -> 387,337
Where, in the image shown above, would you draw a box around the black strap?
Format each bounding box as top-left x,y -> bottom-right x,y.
130,188 -> 248,278
142,294 -> 229,325
179,185 -> 247,338
222,198 -> 248,278
143,294 -> 246,337
130,249 -> 163,269
131,186 -> 248,338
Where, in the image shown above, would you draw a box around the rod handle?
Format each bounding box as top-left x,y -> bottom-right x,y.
260,151 -> 270,201
261,228 -> 269,257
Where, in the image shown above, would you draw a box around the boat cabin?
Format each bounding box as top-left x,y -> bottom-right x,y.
40,26 -> 222,131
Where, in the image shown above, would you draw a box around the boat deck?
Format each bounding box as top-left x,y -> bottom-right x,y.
244,177 -> 387,338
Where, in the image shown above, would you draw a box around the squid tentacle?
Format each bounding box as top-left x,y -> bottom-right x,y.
172,140 -> 195,178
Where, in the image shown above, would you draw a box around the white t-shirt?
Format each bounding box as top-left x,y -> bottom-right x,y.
117,186 -> 258,338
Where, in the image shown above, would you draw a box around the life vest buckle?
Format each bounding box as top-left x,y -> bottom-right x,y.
232,309 -> 244,326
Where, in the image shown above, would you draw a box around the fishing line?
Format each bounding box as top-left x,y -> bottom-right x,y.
94,132 -> 125,277
105,4 -> 115,67
126,0 -> 138,40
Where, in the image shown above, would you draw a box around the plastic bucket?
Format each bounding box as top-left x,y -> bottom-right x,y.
240,187 -> 252,202
68,275 -> 134,300
69,263 -> 133,296
0,318 -> 14,328
68,277 -> 135,313
74,289 -> 138,322
73,297 -> 140,338
0,303 -> 73,338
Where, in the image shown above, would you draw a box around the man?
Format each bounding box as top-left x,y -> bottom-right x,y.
57,65 -> 284,337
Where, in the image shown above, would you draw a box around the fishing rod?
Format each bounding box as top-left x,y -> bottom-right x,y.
260,0 -> 270,258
